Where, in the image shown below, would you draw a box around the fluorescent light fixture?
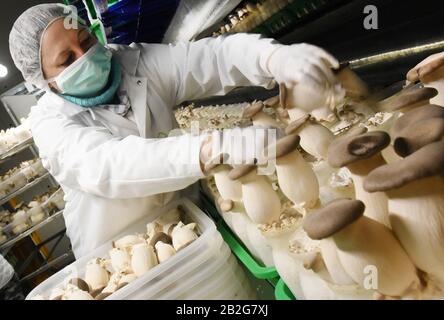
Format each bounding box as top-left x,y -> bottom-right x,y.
0,64 -> 7,78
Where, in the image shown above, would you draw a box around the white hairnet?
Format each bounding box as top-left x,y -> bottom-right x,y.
9,3 -> 82,89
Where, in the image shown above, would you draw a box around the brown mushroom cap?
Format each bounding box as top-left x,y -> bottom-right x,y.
303,199 -> 365,240
392,104 -> 444,137
228,165 -> 256,180
264,134 -> 300,160
95,292 -> 112,300
394,117 -> 444,157
285,114 -> 310,135
149,232 -> 172,247
328,130 -> 390,168
378,87 -> 438,112
69,278 -> 90,292
89,286 -> 105,298
242,101 -> 264,119
364,140 -> 444,192
407,51 -> 444,82
263,95 -> 280,108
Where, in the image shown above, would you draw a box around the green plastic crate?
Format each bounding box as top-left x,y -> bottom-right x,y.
275,278 -> 296,300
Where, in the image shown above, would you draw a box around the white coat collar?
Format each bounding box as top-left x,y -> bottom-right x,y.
37,46 -> 141,118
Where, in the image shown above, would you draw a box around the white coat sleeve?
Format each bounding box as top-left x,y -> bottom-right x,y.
134,33 -> 281,105
29,107 -> 206,199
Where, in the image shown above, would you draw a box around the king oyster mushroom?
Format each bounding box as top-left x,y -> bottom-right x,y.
364,140 -> 444,289
109,247 -> 132,274
264,134 -> 319,212
228,165 -> 281,224
303,199 -> 419,297
171,221 -> 198,251
131,243 -> 158,277
113,234 -> 145,251
406,51 -> 444,106
204,154 -> 242,204
391,104 -> 444,157
327,128 -> 391,227
335,64 -> 369,101
377,86 -> 438,114
155,241 -> 177,263
85,258 -> 110,291
285,113 -> 334,160
242,100 -> 282,128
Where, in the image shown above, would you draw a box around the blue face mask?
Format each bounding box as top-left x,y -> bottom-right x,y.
48,43 -> 112,98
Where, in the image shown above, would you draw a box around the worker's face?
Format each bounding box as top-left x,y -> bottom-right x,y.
41,19 -> 97,92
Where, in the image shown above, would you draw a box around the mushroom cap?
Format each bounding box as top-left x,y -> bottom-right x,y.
263,95 -> 280,108
392,104 -> 444,137
228,164 -> 256,180
285,114 -> 310,135
149,232 -> 172,247
303,199 -> 365,240
378,86 -> 438,112
364,140 -> 444,192
242,101 -> 264,118
407,51 -> 444,82
394,117 -> 444,157
264,134 -> 300,160
328,130 -> 390,168
68,278 -> 90,292
204,153 -> 230,172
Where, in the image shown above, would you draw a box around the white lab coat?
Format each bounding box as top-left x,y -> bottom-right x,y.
28,33 -> 279,258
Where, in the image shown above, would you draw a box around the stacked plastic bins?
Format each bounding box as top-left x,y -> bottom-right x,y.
102,0 -> 181,45
26,198 -> 256,300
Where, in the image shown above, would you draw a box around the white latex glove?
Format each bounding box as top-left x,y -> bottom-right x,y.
266,43 -> 340,91
201,126 -> 283,170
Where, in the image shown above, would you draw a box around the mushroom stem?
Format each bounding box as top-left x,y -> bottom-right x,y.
384,176 -> 444,289
320,238 -> 356,285
232,169 -> 281,225
347,153 -> 391,227
212,165 -> 242,202
334,216 -> 419,296
275,149 -> 319,212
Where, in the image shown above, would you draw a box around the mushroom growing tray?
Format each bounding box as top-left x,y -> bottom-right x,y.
25,198 -> 235,300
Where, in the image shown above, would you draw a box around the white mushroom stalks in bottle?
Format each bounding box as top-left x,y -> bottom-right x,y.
406,50 -> 444,106
242,100 -> 282,128
365,140 -> 444,290
327,128 -> 391,228
303,199 -> 420,298
228,165 -> 281,224
264,134 -> 319,212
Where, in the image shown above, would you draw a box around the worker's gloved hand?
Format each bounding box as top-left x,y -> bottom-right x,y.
200,126 -> 283,171
266,43 -> 340,91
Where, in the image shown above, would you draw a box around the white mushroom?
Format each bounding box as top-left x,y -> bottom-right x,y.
228,165 -> 281,224
62,284 -> 94,300
327,128 -> 391,227
365,141 -> 444,290
171,222 -> 198,251
130,243 -> 158,277
109,248 -> 132,273
85,258 -> 110,291
264,135 -> 319,213
303,199 -> 419,297
155,241 -> 177,263
113,234 -> 145,251
204,158 -> 242,203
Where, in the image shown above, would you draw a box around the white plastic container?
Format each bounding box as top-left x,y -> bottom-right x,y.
27,198 -> 251,300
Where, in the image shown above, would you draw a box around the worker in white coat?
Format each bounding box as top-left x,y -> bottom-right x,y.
9,4 -> 341,258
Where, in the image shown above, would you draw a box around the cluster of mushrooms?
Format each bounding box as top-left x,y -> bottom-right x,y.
0,158 -> 47,198
212,0 -> 291,36
204,53 -> 444,299
0,117 -> 32,154
30,206 -> 200,300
